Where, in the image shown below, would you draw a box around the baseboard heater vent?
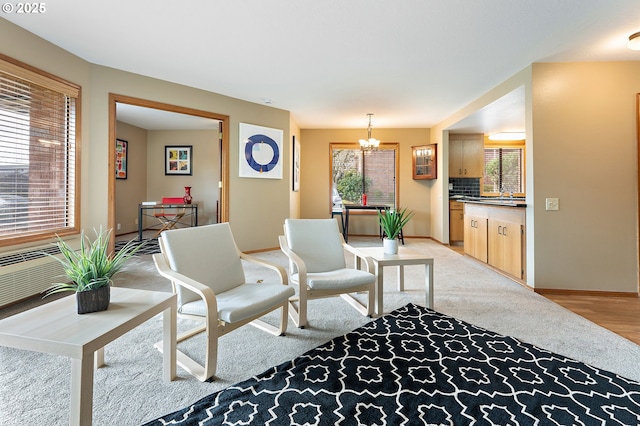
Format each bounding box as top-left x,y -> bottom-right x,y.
0,245 -> 67,308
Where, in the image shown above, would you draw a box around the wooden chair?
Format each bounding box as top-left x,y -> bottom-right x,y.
153,223 -> 295,381
279,219 -> 375,328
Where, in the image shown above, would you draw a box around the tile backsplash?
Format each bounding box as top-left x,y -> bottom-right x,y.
449,178 -> 480,198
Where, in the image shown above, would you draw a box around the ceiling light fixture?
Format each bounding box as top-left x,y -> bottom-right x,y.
628,32 -> 640,50
359,113 -> 380,150
488,132 -> 525,141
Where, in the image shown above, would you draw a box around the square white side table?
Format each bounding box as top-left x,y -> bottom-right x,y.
355,246 -> 434,316
0,287 -> 176,426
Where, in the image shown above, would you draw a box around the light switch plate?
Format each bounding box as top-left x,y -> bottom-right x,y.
546,198 -> 559,211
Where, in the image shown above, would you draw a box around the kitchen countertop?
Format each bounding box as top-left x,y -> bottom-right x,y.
450,196 -> 527,208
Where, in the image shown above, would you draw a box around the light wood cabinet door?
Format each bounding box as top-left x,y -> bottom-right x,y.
462,139 -> 484,177
449,136 -> 484,178
488,218 -> 523,279
449,140 -> 465,177
450,210 -> 464,241
449,201 -> 464,242
464,215 -> 487,262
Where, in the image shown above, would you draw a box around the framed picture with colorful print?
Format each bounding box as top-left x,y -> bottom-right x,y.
115,139 -> 128,179
165,145 -> 193,175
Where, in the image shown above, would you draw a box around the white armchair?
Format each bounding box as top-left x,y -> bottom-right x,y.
279,218 -> 375,328
153,223 -> 295,382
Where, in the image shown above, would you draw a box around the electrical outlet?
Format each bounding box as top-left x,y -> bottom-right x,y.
134,218 -> 138,225
117,223 -> 121,230
545,198 -> 559,211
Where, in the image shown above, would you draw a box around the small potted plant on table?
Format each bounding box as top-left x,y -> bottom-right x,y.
377,207 -> 414,254
44,228 -> 144,314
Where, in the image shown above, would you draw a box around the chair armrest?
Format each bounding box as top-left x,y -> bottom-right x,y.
152,252 -> 218,311
240,252 -> 288,285
278,235 -> 308,283
342,242 -> 374,273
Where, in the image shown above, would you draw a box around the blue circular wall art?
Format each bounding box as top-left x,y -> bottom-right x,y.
244,134 -> 280,173
239,123 -> 283,179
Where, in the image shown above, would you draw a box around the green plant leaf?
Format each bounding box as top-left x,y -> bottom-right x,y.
42,227 -> 146,297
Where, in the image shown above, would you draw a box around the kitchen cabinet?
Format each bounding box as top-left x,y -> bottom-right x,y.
488,216 -> 524,279
449,134 -> 484,178
449,200 -> 464,243
464,202 -> 525,280
412,144 -> 437,179
463,213 -> 487,262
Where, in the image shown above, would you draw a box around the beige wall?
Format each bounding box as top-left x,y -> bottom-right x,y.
299,128 -> 432,237
115,121 -> 148,235
530,62 -> 639,293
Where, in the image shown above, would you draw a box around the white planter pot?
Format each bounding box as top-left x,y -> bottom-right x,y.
383,238 -> 398,255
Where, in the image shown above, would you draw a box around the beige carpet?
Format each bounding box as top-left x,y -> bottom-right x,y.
1,237 -> 639,425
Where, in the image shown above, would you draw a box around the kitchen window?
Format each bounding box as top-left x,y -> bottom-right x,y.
481,141 -> 525,196
330,143 -> 398,207
0,54 -> 80,246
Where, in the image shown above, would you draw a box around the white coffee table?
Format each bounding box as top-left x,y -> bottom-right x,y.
0,287 -> 177,426
355,246 -> 434,315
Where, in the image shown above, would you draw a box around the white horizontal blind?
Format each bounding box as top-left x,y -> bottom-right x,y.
0,60 -> 78,242
482,147 -> 524,195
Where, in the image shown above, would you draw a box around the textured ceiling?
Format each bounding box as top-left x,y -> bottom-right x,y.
4,0 -> 640,132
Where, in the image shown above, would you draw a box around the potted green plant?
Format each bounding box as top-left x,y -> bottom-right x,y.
377,207 -> 414,254
43,227 -> 145,314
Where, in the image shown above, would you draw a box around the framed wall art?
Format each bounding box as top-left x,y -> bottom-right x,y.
292,135 -> 300,191
115,138 -> 128,179
165,145 -> 193,175
239,123 -> 283,179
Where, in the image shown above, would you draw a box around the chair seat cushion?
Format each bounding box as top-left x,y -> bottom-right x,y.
291,269 -> 374,290
179,283 -> 295,324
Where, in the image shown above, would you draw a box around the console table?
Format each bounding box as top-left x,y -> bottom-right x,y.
342,203 -> 389,242
0,287 -> 177,426
138,203 -> 198,240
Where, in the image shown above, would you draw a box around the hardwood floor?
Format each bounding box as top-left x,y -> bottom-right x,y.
447,244 -> 640,346
542,292 -> 640,346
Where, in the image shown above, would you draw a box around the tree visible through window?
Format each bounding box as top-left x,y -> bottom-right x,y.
0,55 -> 79,245
331,143 -> 398,207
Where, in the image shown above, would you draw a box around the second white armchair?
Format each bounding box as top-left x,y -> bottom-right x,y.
279,218 -> 375,328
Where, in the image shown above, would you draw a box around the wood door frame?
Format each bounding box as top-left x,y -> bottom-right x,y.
108,93 -> 229,247
637,93 -> 640,293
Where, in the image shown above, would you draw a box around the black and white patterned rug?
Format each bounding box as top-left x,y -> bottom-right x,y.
143,303 -> 640,425
115,238 -> 160,256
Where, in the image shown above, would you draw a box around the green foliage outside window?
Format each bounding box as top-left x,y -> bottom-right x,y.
336,170 -> 372,203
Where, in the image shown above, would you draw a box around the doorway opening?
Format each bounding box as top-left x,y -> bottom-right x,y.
108,94 -> 229,245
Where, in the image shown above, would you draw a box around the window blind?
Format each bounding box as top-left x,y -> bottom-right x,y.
0,57 -> 78,243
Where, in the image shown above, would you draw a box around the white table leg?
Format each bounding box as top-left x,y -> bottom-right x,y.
94,347 -> 105,369
70,354 -> 94,426
375,262 -> 383,316
163,303 -> 177,381
425,262 -> 434,309
397,265 -> 405,291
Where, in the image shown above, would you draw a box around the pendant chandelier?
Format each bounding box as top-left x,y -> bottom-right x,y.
359,113 -> 380,151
